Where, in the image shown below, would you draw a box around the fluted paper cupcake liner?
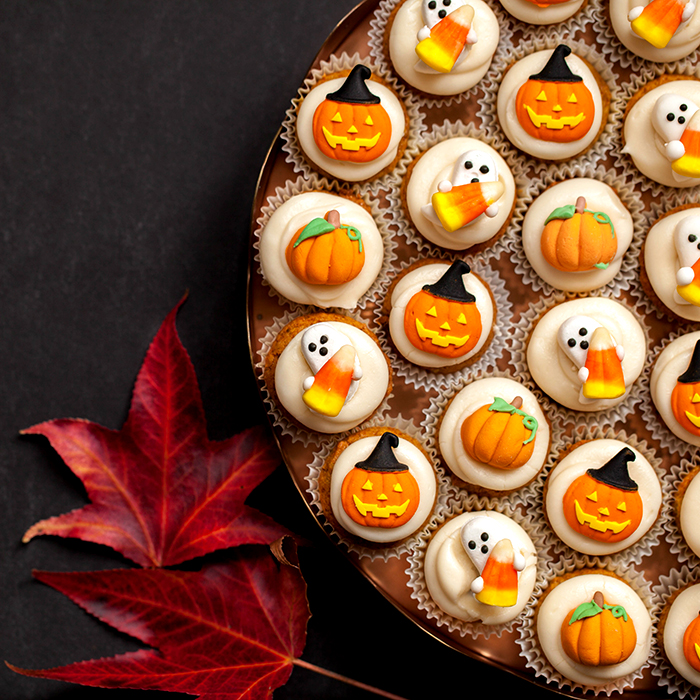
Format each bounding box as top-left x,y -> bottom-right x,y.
496,0 -> 597,39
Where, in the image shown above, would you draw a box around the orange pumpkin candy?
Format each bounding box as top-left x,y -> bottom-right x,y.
515,45 -> 596,143
683,610 -> 700,672
312,65 -> 393,164
671,340 -> 700,436
285,210 -> 365,286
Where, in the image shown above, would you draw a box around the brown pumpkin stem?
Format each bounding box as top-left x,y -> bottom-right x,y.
510,396 -> 523,409
593,591 -> 604,609
575,197 -> 586,215
325,210 -> 341,229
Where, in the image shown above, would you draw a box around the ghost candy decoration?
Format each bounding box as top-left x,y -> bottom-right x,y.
629,0 -> 696,49
672,109 -> 700,179
651,94 -> 700,162
415,4 -> 476,74
674,215 -> 700,305
670,339 -> 700,435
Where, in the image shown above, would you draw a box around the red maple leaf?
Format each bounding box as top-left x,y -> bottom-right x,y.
9,547 -> 309,699
22,297 -> 288,567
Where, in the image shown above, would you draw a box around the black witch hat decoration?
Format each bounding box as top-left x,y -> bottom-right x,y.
355,432 -> 409,473
421,259 -> 476,303
326,64 -> 381,105
678,339 -> 700,384
586,447 -> 638,492
529,44 -> 582,83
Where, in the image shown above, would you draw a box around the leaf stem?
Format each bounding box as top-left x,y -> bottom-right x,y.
292,658 -> 410,700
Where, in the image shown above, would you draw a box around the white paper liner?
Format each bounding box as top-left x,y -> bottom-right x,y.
254,308 -> 394,448
516,557 -> 658,696
420,366 -> 564,508
372,253 -> 514,391
405,492 -> 554,639
651,565 -> 700,700
662,458 -> 700,567
383,119 -> 531,263
367,0 -> 516,110
496,0 -> 597,36
477,35 -> 621,176
251,173 -> 398,313
639,329 -> 700,459
279,52 -> 425,197
509,290 -> 652,430
303,413 -> 453,561
507,161 -> 647,297
541,425 -> 670,568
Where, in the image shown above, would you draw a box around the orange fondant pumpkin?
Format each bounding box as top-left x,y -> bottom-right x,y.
671,340 -> 700,436
312,65 -> 392,164
285,210 -> 365,285
561,590 -> 637,667
683,610 -> 700,672
460,396 -> 538,470
540,196 -> 617,272
515,45 -> 595,143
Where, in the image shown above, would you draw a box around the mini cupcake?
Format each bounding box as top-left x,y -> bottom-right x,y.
424,509 -> 538,626
650,330 -> 700,447
319,427 -> 437,547
385,259 -> 495,373
295,64 -> 409,183
496,44 -> 609,161
262,312 -> 391,435
498,0 -> 588,25
436,376 -> 550,494
641,204 -> 700,322
677,465 -> 700,558
258,190 -> 385,309
544,439 -> 662,556
622,76 -> 700,188
402,136 -> 517,252
609,0 -> 700,64
521,178 -> 635,293
385,0 -> 500,97
526,296 -> 647,413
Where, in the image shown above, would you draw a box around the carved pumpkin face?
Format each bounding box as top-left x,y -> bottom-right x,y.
683,611 -> 700,672
671,340 -> 700,435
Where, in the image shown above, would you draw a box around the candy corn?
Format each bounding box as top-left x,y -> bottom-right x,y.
415,5 -> 475,74
475,538 -> 519,608
302,344 -> 356,417
677,257 -> 700,305
431,180 -> 505,233
582,327 -> 626,400
672,110 -> 700,179
630,0 -> 690,48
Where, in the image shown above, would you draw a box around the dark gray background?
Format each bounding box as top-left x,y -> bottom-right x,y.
2,2 -> 574,698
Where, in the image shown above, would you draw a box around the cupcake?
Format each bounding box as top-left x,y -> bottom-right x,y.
535,570 -> 653,689
402,136 -> 516,252
544,439 -> 662,556
609,0 -> 700,64
263,312 -> 391,434
498,0 -> 588,25
295,64 -> 409,183
496,44 -> 609,161
641,204 -> 700,322
258,190 -> 384,309
320,427 -> 437,547
677,466 -> 700,558
521,178 -> 635,293
526,296 -> 647,412
385,0 -> 500,97
659,579 -> 700,688
437,376 -> 550,494
650,330 -> 700,447
386,259 -> 495,372
622,76 -> 700,188
424,510 -> 538,625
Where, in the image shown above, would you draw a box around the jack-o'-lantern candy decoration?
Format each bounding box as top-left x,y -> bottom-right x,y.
561,590 -> 637,666
312,65 -> 393,164
629,0 -> 696,50
674,215 -> 700,306
285,210 -> 365,286
670,339 -> 700,435
682,609 -> 700,672
460,396 -> 539,470
562,447 -> 643,543
340,432 -> 420,528
403,260 -> 482,358
515,45 -> 595,143
540,196 -> 617,273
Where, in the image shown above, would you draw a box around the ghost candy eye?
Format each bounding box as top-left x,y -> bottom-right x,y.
308,343 -> 317,352
428,0 -> 436,8
568,338 -> 576,347
579,328 -> 588,336
580,340 -> 589,350
667,113 -> 676,122
481,532 -> 489,541
464,161 -> 473,169
468,539 -> 476,549
681,104 -> 688,112
481,544 -> 489,553
690,234 -> 697,243
480,165 -> 489,174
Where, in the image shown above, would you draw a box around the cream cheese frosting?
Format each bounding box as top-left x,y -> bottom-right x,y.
545,439 -> 661,555
405,137 -> 515,250
274,321 -> 390,433
498,0 -> 586,25
388,0 -> 500,96
680,470 -> 700,557
259,191 -> 384,309
329,432 -> 437,543
522,178 -> 634,293
663,583 -> 700,687
388,262 -> 494,369
424,510 -> 537,624
438,377 -> 549,491
610,0 -> 700,63
496,48 -> 604,161
537,573 -> 652,687
526,297 -> 646,412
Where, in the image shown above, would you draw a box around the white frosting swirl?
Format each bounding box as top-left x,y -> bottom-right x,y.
663,583 -> 700,687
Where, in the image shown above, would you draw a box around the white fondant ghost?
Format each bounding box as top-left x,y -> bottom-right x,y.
460,516 -> 525,595
300,323 -> 362,406
674,215 -> 700,304
651,94 -> 700,162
